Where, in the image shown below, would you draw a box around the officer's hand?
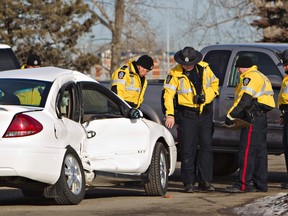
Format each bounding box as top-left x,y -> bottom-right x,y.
225,116 -> 234,126
165,116 -> 175,129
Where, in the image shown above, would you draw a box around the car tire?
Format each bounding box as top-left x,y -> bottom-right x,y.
144,142 -> 168,196
54,147 -> 85,205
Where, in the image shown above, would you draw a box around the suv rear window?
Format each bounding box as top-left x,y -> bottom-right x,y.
0,48 -> 20,71
203,50 -> 231,86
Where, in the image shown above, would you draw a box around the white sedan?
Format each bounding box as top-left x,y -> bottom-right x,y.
0,67 -> 177,205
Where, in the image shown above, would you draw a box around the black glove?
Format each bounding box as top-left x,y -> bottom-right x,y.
193,94 -> 205,104
225,117 -> 234,126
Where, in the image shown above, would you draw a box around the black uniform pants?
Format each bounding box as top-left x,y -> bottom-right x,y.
179,109 -> 213,186
283,113 -> 288,173
235,114 -> 268,192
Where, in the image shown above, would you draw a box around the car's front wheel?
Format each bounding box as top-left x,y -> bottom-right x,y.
54,147 -> 85,205
144,142 -> 168,196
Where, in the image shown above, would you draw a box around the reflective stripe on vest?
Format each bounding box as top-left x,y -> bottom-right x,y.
282,84 -> 288,94
112,79 -> 125,85
241,71 -> 274,97
177,78 -> 192,94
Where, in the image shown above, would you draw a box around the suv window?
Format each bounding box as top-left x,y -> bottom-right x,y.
203,50 -> 231,86
228,51 -> 282,87
0,48 -> 20,71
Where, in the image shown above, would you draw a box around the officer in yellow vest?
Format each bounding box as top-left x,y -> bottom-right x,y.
18,54 -> 42,106
162,46 -> 219,193
225,56 -> 275,193
111,55 -> 154,109
278,49 -> 288,189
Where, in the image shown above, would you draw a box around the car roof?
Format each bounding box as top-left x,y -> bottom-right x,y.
202,43 -> 288,53
0,44 -> 11,49
0,66 -> 98,83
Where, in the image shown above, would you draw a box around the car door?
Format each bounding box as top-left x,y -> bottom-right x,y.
80,82 -> 151,173
55,82 -> 86,153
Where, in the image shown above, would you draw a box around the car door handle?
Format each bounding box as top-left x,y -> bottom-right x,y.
87,130 -> 96,139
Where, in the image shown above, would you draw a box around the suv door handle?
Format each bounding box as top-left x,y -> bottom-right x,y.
226,96 -> 234,100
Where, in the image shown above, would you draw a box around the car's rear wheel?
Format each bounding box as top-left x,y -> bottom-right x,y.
144,142 -> 168,196
54,147 -> 85,205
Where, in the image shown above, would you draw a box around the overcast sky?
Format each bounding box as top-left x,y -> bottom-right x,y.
88,0 -> 261,53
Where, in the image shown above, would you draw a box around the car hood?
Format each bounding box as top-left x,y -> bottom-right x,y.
0,105 -> 43,138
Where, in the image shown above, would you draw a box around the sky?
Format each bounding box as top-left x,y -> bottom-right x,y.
86,0 -> 261,54
89,0 -> 202,51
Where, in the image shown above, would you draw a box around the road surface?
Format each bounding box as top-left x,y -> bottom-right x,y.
0,155 -> 288,216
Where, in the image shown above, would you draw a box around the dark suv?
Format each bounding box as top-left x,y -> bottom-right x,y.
101,43 -> 288,176
0,44 -> 20,71
140,43 -> 288,176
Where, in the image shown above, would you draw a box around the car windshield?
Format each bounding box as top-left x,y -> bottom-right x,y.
0,79 -> 52,107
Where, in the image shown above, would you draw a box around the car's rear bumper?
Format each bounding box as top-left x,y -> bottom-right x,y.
0,147 -> 66,185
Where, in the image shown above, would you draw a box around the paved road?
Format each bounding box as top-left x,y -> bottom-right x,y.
0,155 -> 288,216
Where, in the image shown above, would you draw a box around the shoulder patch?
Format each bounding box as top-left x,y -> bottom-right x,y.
118,71 -> 125,79
165,75 -> 172,84
243,77 -> 251,86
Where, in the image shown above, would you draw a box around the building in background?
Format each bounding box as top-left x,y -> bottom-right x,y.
91,51 -> 176,81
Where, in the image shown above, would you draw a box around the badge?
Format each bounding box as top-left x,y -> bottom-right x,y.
118,71 -> 125,79
166,75 -> 172,84
243,78 -> 251,86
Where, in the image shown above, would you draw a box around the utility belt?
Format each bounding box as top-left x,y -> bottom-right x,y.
178,103 -> 212,119
180,108 -> 200,119
252,110 -> 265,117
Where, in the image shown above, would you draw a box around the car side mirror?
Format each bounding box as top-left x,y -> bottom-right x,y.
129,108 -> 143,119
267,75 -> 282,88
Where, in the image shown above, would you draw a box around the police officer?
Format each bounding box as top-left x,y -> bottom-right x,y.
162,46 -> 219,193
21,54 -> 41,69
111,55 -> 154,109
278,49 -> 288,189
225,55 -> 275,193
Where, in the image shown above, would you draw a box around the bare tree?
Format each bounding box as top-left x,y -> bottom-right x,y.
90,0 -> 158,73
173,0 -> 262,48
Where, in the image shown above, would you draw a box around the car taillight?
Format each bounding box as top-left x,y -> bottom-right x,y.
3,113 -> 43,138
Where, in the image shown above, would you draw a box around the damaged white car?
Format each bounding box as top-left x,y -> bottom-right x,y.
0,67 -> 177,205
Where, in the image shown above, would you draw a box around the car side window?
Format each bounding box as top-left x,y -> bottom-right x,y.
82,87 -> 123,121
203,50 -> 231,86
228,51 -> 283,87
57,84 -> 79,122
